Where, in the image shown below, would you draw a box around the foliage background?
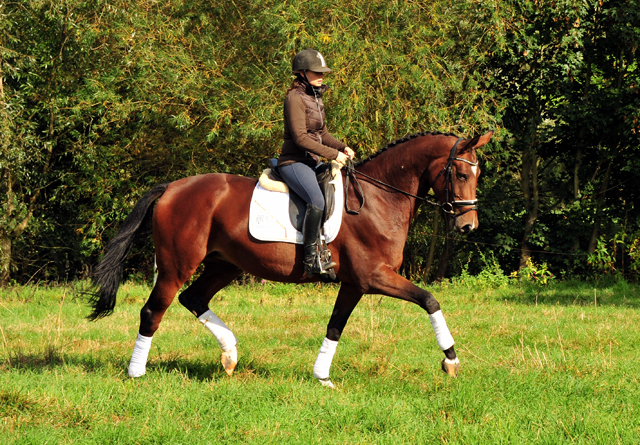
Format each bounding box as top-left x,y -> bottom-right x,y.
1,0 -> 639,285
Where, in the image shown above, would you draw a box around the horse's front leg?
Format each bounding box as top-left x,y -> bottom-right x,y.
368,266 -> 460,377
314,283 -> 363,388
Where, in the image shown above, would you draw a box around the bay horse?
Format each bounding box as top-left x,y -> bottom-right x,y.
89,131 -> 493,388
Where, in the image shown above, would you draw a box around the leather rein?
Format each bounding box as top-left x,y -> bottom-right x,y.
344,137 -> 479,217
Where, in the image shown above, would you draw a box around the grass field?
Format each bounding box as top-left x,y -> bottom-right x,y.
1,278 -> 639,444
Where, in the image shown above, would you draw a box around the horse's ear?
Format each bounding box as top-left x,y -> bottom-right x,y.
460,131 -> 494,153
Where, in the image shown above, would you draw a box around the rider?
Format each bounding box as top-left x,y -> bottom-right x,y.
276,49 -> 355,278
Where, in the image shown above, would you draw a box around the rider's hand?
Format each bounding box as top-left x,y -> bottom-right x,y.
344,147 -> 355,159
336,151 -> 349,166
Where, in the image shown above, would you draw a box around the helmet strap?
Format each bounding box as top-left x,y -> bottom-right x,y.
295,71 -> 323,97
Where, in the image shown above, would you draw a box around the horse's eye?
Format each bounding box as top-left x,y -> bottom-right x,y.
457,173 -> 468,181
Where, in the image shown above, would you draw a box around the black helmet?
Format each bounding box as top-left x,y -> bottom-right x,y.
291,49 -> 332,73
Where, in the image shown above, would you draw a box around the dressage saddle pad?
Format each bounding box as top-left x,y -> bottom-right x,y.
249,161 -> 344,244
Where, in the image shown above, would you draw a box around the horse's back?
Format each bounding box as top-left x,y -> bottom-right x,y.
152,173 -> 256,255
156,173 -> 254,213
162,172 -> 255,198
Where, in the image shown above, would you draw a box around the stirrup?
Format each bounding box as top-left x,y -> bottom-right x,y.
304,249 -> 337,282
319,247 -> 337,273
303,258 -> 335,277
319,263 -> 339,283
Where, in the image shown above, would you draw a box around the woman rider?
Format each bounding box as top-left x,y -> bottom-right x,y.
276,49 -> 355,278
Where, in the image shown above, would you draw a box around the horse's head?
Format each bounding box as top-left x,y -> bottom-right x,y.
429,132 -> 493,234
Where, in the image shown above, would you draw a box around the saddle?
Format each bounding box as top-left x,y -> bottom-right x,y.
259,159 -> 337,231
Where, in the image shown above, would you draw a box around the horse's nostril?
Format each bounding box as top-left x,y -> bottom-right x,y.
459,224 -> 473,234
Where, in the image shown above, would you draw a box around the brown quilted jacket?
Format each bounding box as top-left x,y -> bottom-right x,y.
277,82 -> 347,167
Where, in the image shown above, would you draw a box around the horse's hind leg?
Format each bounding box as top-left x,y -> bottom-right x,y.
128,272 -> 187,377
178,258 -> 242,375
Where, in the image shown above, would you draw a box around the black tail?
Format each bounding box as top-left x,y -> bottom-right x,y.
88,183 -> 170,320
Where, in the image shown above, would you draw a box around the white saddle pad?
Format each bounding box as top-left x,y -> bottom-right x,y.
249,170 -> 344,244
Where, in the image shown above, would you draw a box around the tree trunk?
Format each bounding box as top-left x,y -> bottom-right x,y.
573,147 -> 582,199
0,170 -> 35,287
588,160 -> 613,253
435,221 -> 452,281
0,55 -> 10,287
0,238 -> 11,286
519,145 -> 540,270
423,211 -> 441,282
571,147 -> 583,252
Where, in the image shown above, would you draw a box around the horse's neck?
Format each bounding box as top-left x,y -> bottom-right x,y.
351,139 -> 441,227
359,138 -> 439,196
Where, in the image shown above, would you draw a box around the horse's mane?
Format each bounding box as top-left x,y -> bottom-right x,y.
354,131 -> 459,167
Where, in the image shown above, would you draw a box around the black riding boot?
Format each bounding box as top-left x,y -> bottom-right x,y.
302,204 -> 336,277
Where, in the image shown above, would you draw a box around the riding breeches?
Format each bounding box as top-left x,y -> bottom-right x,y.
277,162 -> 325,211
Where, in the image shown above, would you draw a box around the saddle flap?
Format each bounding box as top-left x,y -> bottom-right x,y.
249,162 -> 344,245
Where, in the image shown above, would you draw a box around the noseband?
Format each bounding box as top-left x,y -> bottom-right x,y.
344,137 -> 479,217
433,137 -> 479,217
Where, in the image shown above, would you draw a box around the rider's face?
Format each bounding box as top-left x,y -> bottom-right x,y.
305,70 -> 325,87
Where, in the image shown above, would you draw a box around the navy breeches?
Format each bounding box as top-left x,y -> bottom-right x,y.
278,162 -> 325,211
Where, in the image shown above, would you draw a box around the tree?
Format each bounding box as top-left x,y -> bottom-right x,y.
478,0 -> 640,276
2,0 -> 507,284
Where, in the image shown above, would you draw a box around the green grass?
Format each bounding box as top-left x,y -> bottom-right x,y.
1,279 -> 639,444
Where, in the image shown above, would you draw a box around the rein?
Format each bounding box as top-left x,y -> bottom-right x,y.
344,137 -> 479,217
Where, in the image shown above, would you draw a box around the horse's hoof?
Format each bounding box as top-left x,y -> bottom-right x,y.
441,357 -> 460,377
317,377 -> 335,389
128,364 -> 146,378
221,347 -> 238,376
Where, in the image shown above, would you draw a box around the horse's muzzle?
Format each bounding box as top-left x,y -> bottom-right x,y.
458,223 -> 475,234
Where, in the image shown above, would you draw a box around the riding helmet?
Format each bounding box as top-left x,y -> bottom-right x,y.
291,49 -> 332,73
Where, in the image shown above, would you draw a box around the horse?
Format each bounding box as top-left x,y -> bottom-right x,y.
88,130 -> 493,388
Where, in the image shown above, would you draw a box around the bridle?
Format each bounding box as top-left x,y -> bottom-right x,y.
432,137 -> 479,216
344,137 -> 479,217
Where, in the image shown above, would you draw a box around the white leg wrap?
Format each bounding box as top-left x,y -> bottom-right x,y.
198,310 -> 238,352
128,333 -> 153,378
313,337 -> 338,380
429,310 -> 455,351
